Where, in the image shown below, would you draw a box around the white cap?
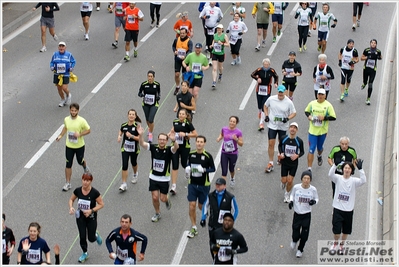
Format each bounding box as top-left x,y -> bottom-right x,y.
216,24 -> 224,29
290,122 -> 299,129
58,41 -> 66,46
318,88 -> 326,95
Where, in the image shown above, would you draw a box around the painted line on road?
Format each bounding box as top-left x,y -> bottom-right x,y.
140,18 -> 167,42
239,80 -> 256,110
91,63 -> 122,94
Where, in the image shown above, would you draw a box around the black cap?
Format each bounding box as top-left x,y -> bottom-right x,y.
195,43 -> 203,48
289,51 -> 296,56
301,170 -> 312,181
347,39 -> 354,44
223,212 -> 234,221
215,178 -> 226,185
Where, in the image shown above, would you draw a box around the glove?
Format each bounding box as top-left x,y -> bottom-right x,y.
357,159 -> 363,170
211,244 -> 220,253
264,116 -> 269,122
294,14 -> 299,19
309,199 -> 316,206
205,15 -> 210,19
349,60 -> 356,66
282,117 -> 289,123
200,220 -> 206,227
282,6 -> 287,10
156,96 -> 160,102
50,66 -> 54,71
331,24 -> 336,28
69,68 -> 74,72
288,201 -> 293,210
216,18 -> 220,23
238,32 -> 243,36
225,248 -> 236,256
185,166 -> 191,179
138,92 -> 144,97
225,29 -> 230,33
338,60 -> 342,67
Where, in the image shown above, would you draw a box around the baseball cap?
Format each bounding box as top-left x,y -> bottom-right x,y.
290,122 -> 299,129
289,51 -> 296,56
215,177 -> 226,185
277,85 -> 286,93
223,212 -> 234,221
216,24 -> 224,29
58,41 -> 66,46
318,88 -> 326,95
195,43 -> 203,48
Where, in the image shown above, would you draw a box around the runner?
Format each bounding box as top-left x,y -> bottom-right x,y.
226,13 -> 248,66
251,2 -> 274,51
304,88 -> 336,171
174,11 -> 193,38
182,43 -> 210,104
138,70 -> 161,143
50,41 -> 75,107
313,3 -> 337,54
123,2 -> 144,61
68,172 -> 104,263
210,24 -> 229,88
185,135 -> 216,238
312,54 -> 334,99
56,103 -> 91,191
264,85 -> 296,173
308,2 -> 317,37
352,2 -> 363,31
278,122 -> 304,203
17,222 -> 51,264
149,2 -> 162,28
2,214 -> 16,265
295,2 -> 313,52
174,80 -> 196,119
111,2 -> 129,48
271,2 -> 289,43
360,39 -> 382,105
338,39 -> 359,102
105,214 -> 148,264
250,58 -> 279,131
32,2 -> 60,52
80,2 -> 93,40
117,109 -> 142,191
172,28 -> 193,95
168,109 -> 198,195
216,116 -> 243,187
281,51 -> 302,101
137,125 -> 178,222
230,2 -> 246,21
288,170 -> 318,258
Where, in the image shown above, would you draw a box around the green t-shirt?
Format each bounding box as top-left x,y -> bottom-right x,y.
212,33 -> 225,55
184,52 -> 209,79
305,100 -> 336,136
64,115 -> 90,149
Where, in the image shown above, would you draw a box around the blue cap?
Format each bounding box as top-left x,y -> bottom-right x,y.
195,43 -> 203,48
277,85 -> 286,93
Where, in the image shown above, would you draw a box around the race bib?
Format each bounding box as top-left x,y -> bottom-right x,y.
124,140 -> 136,152
2,239 -> 6,253
312,116 -> 323,127
67,131 -> 78,143
218,246 -> 232,262
366,59 -> 375,68
223,140 -> 235,152
127,15 -> 135,23
258,85 -> 268,96
338,191 -> 350,202
284,144 -> 296,157
144,94 -> 155,105
229,35 -> 238,45
175,133 -> 184,145
213,43 -> 222,52
57,63 -> 66,74
192,63 -> 201,73
207,27 -> 215,35
273,115 -> 283,122
191,163 -> 203,177
285,68 -> 294,78
153,159 -> 165,172
117,247 -> 128,260
26,249 -> 41,264
77,199 -> 91,211
177,48 -> 186,58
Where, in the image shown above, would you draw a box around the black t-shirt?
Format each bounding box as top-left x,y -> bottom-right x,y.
120,121 -> 140,153
281,59 -> 302,82
149,144 -> 174,177
73,186 -> 101,218
210,228 -> 248,264
176,91 -> 194,115
172,119 -> 195,147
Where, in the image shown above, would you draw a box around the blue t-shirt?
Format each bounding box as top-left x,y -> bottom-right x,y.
18,237 -> 50,264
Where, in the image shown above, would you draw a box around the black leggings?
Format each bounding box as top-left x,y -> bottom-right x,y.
363,68 -> 377,98
150,3 -> 161,22
298,25 -> 309,47
292,212 -> 311,252
76,215 -> 97,253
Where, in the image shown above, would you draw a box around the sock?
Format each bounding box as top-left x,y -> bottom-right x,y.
126,51 -> 129,55
192,225 -> 197,230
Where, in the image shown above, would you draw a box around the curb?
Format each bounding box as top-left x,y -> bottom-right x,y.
2,8 -> 40,39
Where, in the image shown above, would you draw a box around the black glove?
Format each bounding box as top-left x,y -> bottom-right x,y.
264,116 -> 269,122
225,248 -> 236,256
338,60 -> 342,67
205,15 -> 210,19
282,6 -> 287,10
238,32 -> 243,36
349,60 -> 356,66
331,24 -> 336,28
288,201 -> 293,209
216,18 -> 221,23
156,96 -> 160,102
357,159 -> 363,170
282,117 -> 289,123
225,29 -> 230,33
138,92 -> 144,97
309,199 -> 316,206
294,14 -> 299,19
200,220 -> 206,227
211,244 -> 220,253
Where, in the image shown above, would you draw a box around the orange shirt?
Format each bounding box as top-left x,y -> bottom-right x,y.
174,19 -> 193,38
124,7 -> 144,30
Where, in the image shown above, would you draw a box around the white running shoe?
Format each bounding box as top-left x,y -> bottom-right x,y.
255,44 -> 260,51
40,46 -> 47,52
119,183 -> 127,191
284,192 -> 290,203
261,40 -> 266,47
66,93 -> 72,105
236,56 -> 241,64
62,182 -> 71,191
290,241 -> 297,250
151,213 -> 161,222
53,34 -> 59,41
59,99 -> 66,107
230,178 -> 235,188
131,172 -> 138,184
96,6 -> 100,11
85,34 -> 89,40
231,60 -> 236,65
296,250 -> 302,258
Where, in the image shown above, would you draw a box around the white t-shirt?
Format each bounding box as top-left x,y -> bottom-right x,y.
290,184 -> 319,214
264,95 -> 296,131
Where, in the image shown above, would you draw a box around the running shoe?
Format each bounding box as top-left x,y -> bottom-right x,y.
96,6 -> 100,11
344,88 -> 349,97
357,20 -> 360,27
59,99 -> 66,107
255,44 -> 260,51
187,227 -> 198,238
258,123 -> 264,131
150,20 -> 155,28
340,94 -> 345,102
124,55 -> 130,61
265,163 -> 274,173
218,74 -> 222,82
361,84 -> 366,90
317,45 -> 321,52
277,29 -> 281,36
165,194 -> 172,210
84,34 -> 89,40
261,40 -> 266,48
84,165 -> 90,173
290,241 -> 297,250
352,24 -> 356,30
208,58 -> 212,66
134,50 -> 138,58
108,5 -> 113,13
151,213 -> 161,222
96,231 -> 102,245
272,37 -> 276,43
236,56 -> 241,64
131,172 -> 138,184
66,93 -> 72,105
174,87 -> 180,95
308,31 -> 311,37
299,47 -> 302,53
156,21 -> 159,28
119,183 -> 127,192
317,155 -> 323,166
53,34 -> 59,41
78,252 -> 89,263
148,132 -> 153,143
330,242 -> 338,252
280,182 -> 286,190
284,192 -> 290,203
230,178 -> 235,188
231,60 -> 236,65
62,182 -> 71,191
303,44 -> 307,51
170,184 -> 177,195
212,81 -> 216,88
112,41 -> 118,48
40,46 -> 47,52
296,250 -> 303,258
366,98 -> 371,105
338,243 -> 344,255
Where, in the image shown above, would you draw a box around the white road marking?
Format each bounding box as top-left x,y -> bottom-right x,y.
171,231 -> 190,265
239,80 -> 256,110
91,63 -> 122,94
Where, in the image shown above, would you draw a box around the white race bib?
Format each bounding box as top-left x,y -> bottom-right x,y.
284,145 -> 296,157
153,159 -> 165,172
57,63 -> 66,74
312,116 -> 323,127
144,94 -> 155,105
117,246 -> 128,260
217,246 -> 232,262
366,59 -> 375,68
127,15 -> 135,23
213,43 -> 222,52
223,140 -> 235,152
229,35 -> 238,45
26,249 -> 41,264
77,199 -> 91,211
191,163 -> 203,177
192,63 -> 201,73
175,133 -> 184,145
124,140 -> 136,152
177,49 -> 186,58
258,85 -> 268,96
68,131 -> 78,143
218,209 -> 230,224
207,28 -> 215,35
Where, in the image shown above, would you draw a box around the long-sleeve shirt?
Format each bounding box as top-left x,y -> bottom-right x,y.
105,227 -> 148,261
290,183 -> 319,214
35,2 -> 60,18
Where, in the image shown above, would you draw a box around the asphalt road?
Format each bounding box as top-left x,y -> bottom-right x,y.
2,2 -> 396,265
